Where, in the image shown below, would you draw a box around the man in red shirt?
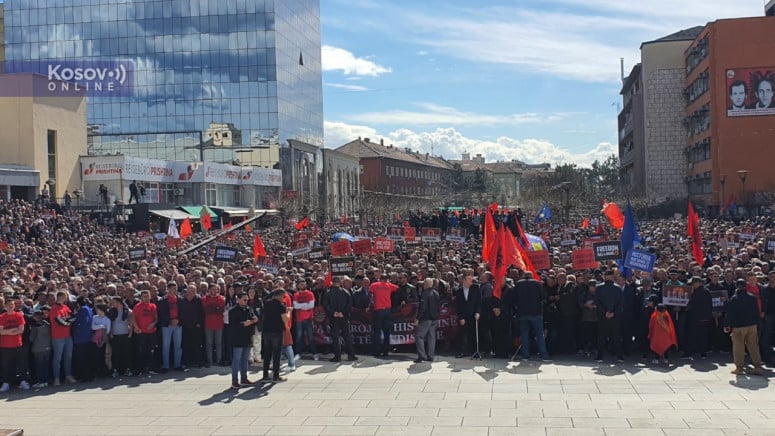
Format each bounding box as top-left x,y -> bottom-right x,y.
49,290 -> 76,386
369,271 -> 399,358
132,290 -> 158,375
202,283 -> 225,367
293,281 -> 317,360
0,297 -> 26,392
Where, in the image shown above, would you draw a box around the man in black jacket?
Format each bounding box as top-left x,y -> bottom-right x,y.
261,289 -> 289,382
178,284 -> 204,368
514,272 -> 550,361
324,276 -> 356,363
415,278 -> 441,363
685,276 -> 713,359
454,275 -> 481,358
595,270 -> 623,362
725,279 -> 764,375
228,291 -> 258,388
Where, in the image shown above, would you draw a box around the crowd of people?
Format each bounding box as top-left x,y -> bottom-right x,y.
0,199 -> 774,394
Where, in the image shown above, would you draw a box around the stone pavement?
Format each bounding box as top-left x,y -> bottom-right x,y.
0,354 -> 773,436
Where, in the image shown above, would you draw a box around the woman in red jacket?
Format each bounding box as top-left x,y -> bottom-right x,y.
649,304 -> 677,365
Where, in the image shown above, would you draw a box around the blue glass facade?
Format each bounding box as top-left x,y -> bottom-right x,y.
3,0 -> 323,159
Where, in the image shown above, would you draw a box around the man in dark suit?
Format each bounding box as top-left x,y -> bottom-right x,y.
454,274 -> 481,358
514,271 -> 550,361
685,276 -> 713,359
595,269 -> 624,362
323,276 -> 357,362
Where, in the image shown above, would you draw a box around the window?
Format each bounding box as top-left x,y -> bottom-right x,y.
47,130 -> 57,182
159,183 -> 175,204
205,183 -> 217,205
145,182 -> 160,203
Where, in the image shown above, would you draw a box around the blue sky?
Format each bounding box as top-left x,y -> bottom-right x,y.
320,0 -> 765,166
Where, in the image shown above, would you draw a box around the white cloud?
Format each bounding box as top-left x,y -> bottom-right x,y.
321,45 -> 392,77
326,82 -> 369,92
348,102 -> 569,127
324,121 -> 616,167
326,2 -> 764,83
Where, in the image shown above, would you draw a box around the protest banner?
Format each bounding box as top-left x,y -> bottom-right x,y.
445,228 -> 467,243
330,240 -> 351,256
711,289 -> 729,309
213,246 -> 238,263
527,250 -> 551,270
663,285 -> 693,307
766,238 -> 775,254
374,238 -> 394,252
308,247 -> 326,261
404,227 -> 417,242
352,238 -> 373,256
290,239 -> 312,256
593,240 -> 622,261
387,226 -> 405,242
129,247 -> 147,261
623,249 -> 656,273
572,249 -> 598,270
256,256 -> 280,274
421,228 -> 442,243
330,256 -> 356,276
312,302 -> 460,346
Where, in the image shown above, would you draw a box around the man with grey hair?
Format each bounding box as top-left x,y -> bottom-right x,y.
414,278 -> 441,363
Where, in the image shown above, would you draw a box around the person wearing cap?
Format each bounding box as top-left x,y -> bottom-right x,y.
594,269 -> 624,363
725,278 -> 764,375
684,276 -> 712,360
29,305 -> 51,387
324,276 -> 356,362
454,274 -> 482,358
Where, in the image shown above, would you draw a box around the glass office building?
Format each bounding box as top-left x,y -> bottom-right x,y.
3,0 -> 323,166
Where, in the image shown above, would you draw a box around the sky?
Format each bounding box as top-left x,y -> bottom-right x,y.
320,0 -> 766,166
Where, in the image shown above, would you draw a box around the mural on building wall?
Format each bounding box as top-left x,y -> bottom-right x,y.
726,67 -> 775,116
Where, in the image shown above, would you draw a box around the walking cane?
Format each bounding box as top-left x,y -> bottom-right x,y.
472,318 -> 482,360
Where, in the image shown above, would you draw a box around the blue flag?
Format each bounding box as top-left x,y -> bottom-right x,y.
620,200 -> 640,278
534,203 -> 552,223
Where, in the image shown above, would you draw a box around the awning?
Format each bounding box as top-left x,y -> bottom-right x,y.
211,207 -> 251,217
211,207 -> 281,217
149,209 -> 199,220
0,167 -> 40,187
179,206 -> 218,219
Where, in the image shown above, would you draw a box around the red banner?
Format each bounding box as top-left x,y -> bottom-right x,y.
166,238 -> 182,248
572,248 -> 598,270
404,227 -> 417,242
330,240 -> 351,257
352,238 -> 372,255
527,250 -> 551,270
0,241 -> 9,250
312,302 -> 460,346
374,238 -> 394,252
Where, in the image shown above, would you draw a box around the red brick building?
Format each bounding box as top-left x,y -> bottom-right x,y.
685,16 -> 775,214
335,137 -> 453,199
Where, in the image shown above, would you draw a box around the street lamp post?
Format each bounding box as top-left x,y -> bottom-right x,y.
559,181 -> 572,224
736,170 -> 748,216
719,175 -> 726,216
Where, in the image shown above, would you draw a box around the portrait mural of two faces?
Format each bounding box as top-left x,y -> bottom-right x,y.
727,68 -> 775,116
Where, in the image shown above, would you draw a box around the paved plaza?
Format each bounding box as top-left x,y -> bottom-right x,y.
1,355 -> 773,436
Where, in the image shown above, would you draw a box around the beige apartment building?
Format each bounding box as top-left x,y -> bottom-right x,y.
0,73 -> 87,200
